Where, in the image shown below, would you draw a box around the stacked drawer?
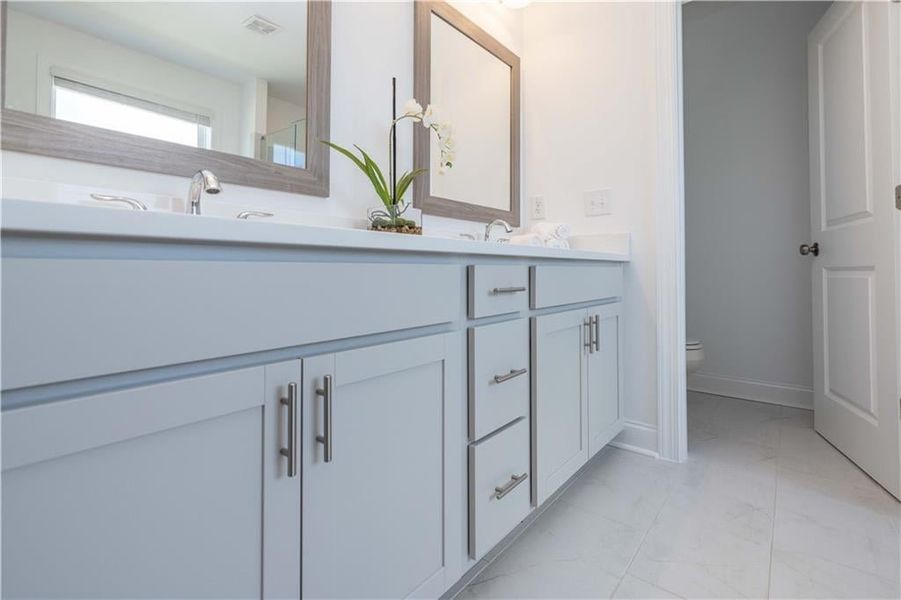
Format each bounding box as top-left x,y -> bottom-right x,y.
466,266 -> 532,560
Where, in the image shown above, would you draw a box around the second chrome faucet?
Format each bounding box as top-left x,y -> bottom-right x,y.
187,169 -> 221,215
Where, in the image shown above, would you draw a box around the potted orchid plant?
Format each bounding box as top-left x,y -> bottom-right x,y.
322,79 -> 454,234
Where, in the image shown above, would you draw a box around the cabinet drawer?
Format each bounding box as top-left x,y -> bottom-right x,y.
468,265 -> 530,318
2,259 -> 460,390
530,263 -> 623,309
468,319 -> 530,440
468,418 -> 531,560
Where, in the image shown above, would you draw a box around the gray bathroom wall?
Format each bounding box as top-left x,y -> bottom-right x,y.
683,1 -> 830,409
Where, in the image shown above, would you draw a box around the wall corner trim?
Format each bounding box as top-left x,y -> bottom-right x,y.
654,1 -> 688,463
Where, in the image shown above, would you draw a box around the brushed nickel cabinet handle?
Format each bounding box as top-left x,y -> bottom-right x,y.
491,286 -> 527,294
584,318 -> 593,353
493,368 -> 528,384
279,382 -> 298,477
494,473 -> 529,500
593,315 -> 600,352
316,375 -> 333,463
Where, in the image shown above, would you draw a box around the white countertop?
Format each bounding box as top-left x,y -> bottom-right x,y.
0,198 -> 630,262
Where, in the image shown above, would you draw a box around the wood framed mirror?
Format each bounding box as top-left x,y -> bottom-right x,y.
413,1 -> 521,226
0,1 -> 331,196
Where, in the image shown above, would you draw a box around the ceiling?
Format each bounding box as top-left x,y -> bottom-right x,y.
11,1 -> 308,101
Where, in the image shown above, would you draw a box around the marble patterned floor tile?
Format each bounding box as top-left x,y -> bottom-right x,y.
773,468 -> 901,585
684,433 -> 778,479
777,427 -> 880,493
707,397 -> 785,449
563,449 -> 675,531
769,548 -> 901,599
466,551 -> 622,598
612,574 -> 684,599
627,463 -> 776,599
527,497 -> 648,578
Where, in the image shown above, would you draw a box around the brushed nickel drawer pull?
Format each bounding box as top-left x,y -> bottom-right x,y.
493,368 -> 528,384
592,315 -> 600,352
279,382 -> 298,477
491,286 -> 527,294
494,472 -> 529,500
316,375 -> 333,463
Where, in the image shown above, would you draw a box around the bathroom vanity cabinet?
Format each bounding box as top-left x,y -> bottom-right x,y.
0,199 -> 628,599
532,303 -> 623,505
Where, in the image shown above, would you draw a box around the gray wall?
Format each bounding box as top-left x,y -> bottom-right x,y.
683,2 -> 829,403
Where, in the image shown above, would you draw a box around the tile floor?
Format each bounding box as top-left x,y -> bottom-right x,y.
460,392 -> 901,599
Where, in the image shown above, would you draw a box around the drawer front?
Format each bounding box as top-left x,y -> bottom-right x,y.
2,259 -> 460,390
468,418 -> 531,560
468,319 -> 530,441
530,263 -> 623,309
468,265 -> 530,318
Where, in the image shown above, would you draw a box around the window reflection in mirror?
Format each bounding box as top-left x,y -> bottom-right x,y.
4,1 -> 309,169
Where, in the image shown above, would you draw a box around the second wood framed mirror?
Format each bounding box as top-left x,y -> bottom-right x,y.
413,1 -> 521,226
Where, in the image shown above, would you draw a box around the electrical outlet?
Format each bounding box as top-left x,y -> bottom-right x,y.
531,196 -> 547,220
584,189 -> 612,216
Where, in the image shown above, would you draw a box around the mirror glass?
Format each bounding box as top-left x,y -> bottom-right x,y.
429,13 -> 512,211
4,1 -> 309,169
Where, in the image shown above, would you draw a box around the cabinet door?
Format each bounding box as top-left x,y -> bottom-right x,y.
587,303 -> 624,457
302,333 -> 460,599
531,308 -> 589,506
2,364 -> 301,599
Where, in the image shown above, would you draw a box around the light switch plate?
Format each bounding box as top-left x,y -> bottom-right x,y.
531,196 -> 547,220
584,189 -> 612,216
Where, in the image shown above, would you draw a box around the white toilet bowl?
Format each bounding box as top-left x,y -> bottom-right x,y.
686,338 -> 705,375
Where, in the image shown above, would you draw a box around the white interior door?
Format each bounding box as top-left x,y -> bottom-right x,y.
808,1 -> 900,499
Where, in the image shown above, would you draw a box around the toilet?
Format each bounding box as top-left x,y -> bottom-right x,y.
686,338 -> 705,375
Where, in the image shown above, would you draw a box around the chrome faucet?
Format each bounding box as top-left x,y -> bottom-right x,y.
484,219 -> 513,241
187,169 -> 221,215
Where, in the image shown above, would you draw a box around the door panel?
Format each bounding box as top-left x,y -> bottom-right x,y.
262,361 -> 303,599
302,334 -> 456,599
2,368 -> 268,599
531,308 -> 588,505
809,1 -> 900,498
587,304 -> 624,457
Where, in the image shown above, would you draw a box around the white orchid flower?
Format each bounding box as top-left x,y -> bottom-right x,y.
402,99 -> 423,118
422,104 -> 439,129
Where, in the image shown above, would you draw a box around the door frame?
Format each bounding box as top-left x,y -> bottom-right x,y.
659,1 -> 901,465
655,1 -> 687,463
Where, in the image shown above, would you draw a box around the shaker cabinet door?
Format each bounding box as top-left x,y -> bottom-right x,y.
1,365 -> 303,599
531,308 -> 589,506
302,333 -> 459,599
586,303 -> 624,457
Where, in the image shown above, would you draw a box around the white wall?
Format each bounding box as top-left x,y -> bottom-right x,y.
523,2 -> 660,450
2,1 -> 523,237
683,1 -> 829,409
5,9 -> 245,155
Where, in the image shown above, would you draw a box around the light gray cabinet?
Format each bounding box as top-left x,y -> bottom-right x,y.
302,333 -> 461,599
1,362 -> 302,599
531,303 -> 623,506
587,304 -> 624,456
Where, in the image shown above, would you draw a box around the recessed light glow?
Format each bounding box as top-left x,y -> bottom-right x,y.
499,0 -> 530,9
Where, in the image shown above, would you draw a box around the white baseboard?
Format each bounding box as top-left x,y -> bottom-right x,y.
688,372 -> 813,410
611,420 -> 659,457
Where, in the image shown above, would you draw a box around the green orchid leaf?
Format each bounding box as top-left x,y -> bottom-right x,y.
322,140 -> 390,207
395,168 -> 427,203
354,145 -> 389,199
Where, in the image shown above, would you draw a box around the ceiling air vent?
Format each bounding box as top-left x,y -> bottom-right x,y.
243,15 -> 281,36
